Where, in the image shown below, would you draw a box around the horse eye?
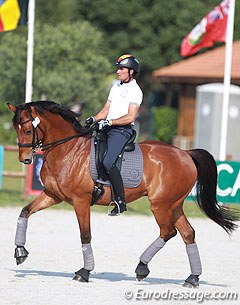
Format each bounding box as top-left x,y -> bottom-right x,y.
26,130 -> 32,135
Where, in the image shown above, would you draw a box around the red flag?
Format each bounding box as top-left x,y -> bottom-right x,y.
181,0 -> 230,57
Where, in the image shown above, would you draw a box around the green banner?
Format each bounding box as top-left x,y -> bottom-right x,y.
216,161 -> 240,204
188,161 -> 240,204
0,145 -> 3,189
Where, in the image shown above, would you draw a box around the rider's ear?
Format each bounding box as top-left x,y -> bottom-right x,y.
7,103 -> 17,113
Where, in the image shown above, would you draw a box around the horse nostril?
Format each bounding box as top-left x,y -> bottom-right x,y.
23,159 -> 32,165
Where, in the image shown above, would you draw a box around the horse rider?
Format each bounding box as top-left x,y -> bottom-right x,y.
85,54 -> 143,216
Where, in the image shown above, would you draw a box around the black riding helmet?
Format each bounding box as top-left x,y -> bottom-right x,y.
115,54 -> 139,76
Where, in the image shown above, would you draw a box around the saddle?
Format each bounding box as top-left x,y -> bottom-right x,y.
94,129 -> 137,182
90,129 -> 143,205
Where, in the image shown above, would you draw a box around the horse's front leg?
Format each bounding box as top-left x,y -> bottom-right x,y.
72,198 -> 94,283
14,191 -> 61,265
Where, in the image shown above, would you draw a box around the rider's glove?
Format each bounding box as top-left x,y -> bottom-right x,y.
84,116 -> 95,128
97,119 -> 112,130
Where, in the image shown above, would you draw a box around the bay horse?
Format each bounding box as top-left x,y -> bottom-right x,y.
8,101 -> 239,287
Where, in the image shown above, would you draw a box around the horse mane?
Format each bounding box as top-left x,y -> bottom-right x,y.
13,100 -> 93,138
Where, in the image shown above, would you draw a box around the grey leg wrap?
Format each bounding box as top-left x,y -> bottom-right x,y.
82,243 -> 95,271
140,237 -> 166,264
186,242 -> 202,276
15,217 -> 28,246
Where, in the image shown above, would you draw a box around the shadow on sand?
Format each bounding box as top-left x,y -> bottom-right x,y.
10,268 -> 227,287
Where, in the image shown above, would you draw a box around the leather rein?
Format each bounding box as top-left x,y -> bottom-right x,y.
17,113 -> 90,152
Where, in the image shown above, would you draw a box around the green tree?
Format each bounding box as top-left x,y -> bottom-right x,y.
35,0 -> 74,25
0,102 -> 17,144
72,0 -> 240,79
153,106 -> 178,143
0,21 -> 111,144
33,21 -> 111,114
12,0 -> 240,91
0,21 -> 111,114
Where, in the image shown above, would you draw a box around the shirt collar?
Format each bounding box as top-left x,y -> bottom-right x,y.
119,79 -> 136,86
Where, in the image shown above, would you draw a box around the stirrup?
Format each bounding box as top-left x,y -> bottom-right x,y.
108,200 -> 127,216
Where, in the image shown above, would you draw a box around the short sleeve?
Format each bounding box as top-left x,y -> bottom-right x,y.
129,87 -> 143,106
107,85 -> 116,102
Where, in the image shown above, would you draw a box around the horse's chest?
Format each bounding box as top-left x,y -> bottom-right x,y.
41,167 -> 69,199
43,175 -> 58,190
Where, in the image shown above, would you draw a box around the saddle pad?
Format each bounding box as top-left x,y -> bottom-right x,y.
90,139 -> 143,188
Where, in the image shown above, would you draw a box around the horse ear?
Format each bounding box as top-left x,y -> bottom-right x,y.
7,103 -> 17,113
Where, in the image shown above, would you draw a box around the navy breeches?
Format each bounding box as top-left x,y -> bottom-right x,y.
102,126 -> 132,172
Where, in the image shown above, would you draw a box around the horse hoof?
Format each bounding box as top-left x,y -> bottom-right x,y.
183,274 -> 199,288
73,268 -> 90,283
16,256 -> 28,265
135,261 -> 150,281
136,274 -> 147,281
14,246 -> 29,265
72,274 -> 89,282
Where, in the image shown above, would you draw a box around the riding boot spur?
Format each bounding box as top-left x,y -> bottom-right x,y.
107,165 -> 127,216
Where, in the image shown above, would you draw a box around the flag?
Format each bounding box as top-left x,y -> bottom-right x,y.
181,0 -> 230,57
0,0 -> 28,32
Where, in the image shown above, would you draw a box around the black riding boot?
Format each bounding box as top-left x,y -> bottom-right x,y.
107,165 -> 127,216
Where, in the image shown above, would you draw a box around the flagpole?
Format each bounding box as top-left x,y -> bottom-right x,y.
219,0 -> 235,161
23,0 -> 35,200
25,0 -> 35,104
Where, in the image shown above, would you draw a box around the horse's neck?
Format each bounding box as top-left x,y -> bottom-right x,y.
43,116 -> 76,144
43,117 -> 91,159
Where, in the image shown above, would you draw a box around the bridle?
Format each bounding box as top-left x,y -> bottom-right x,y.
18,114 -> 44,152
17,113 -> 90,152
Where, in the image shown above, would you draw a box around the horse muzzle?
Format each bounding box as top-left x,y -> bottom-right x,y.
19,149 -> 33,164
22,158 -> 33,165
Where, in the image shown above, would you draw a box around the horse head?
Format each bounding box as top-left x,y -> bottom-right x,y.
8,101 -> 93,164
8,102 -> 45,164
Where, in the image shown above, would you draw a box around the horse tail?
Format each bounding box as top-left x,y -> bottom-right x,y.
188,148 -> 239,234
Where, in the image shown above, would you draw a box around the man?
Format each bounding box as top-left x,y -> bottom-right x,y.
85,54 -> 143,216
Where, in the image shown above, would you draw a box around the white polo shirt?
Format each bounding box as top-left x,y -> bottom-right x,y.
106,79 -> 143,122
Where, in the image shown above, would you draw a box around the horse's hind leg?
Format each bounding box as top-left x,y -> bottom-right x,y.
14,191 -> 61,265
173,204 -> 202,288
135,205 -> 177,281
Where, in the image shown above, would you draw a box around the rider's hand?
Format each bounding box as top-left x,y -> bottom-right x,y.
85,116 -> 95,128
97,119 -> 112,130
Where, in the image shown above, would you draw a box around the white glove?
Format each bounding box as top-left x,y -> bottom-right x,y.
98,119 -> 111,130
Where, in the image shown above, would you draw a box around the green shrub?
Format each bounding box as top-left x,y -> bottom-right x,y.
153,106 -> 178,143
0,109 -> 17,145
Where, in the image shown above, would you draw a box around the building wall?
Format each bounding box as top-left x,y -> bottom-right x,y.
177,85 -> 196,137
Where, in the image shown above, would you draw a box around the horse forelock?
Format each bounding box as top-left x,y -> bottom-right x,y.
13,103 -> 31,125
